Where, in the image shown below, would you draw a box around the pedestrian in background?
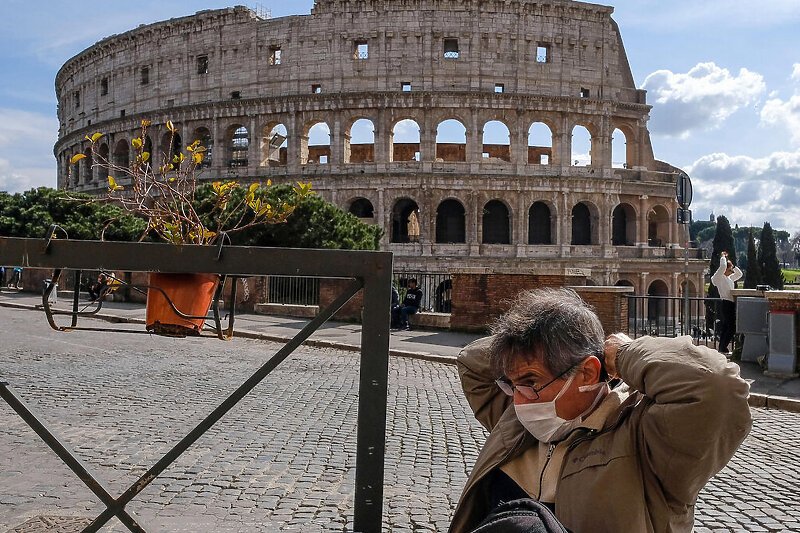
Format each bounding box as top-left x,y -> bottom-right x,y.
711,251 -> 742,355
450,288 -> 751,533
7,267 -> 22,289
392,278 -> 422,331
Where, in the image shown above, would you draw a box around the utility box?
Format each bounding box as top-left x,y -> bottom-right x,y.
736,297 -> 769,363
768,311 -> 797,376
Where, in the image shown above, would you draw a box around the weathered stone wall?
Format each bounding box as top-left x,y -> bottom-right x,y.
54,1 -> 707,298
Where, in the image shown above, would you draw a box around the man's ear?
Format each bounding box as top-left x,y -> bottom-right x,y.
581,356 -> 603,384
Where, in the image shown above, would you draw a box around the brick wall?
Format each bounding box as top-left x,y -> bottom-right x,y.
571,287 -> 633,335
318,278 -> 364,321
450,273 -> 582,332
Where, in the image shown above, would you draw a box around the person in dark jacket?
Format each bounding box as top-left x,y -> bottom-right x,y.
392,278 -> 423,330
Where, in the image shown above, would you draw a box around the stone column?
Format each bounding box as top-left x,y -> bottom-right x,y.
467,110 -> 480,163
248,116 -> 259,174
331,113 -> 343,166
637,195 -> 649,246
211,117 -> 223,173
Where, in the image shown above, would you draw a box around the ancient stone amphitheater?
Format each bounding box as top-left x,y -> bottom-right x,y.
54,0 -> 706,304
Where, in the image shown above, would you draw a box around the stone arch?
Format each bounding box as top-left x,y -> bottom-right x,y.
112,138 -> 129,178
191,127 -> 213,167
260,122 -> 288,167
348,197 -> 375,219
391,118 -> 420,162
436,119 -> 467,162
303,121 -> 331,165
225,124 -> 249,168
571,201 -> 599,245
436,199 -> 466,244
647,279 -> 670,322
571,124 -> 593,167
612,203 -> 637,246
611,128 -> 628,169
528,201 -> 553,245
528,122 -> 553,165
345,118 -> 376,163
482,120 -> 511,162
647,204 -> 671,246
391,198 -> 420,243
160,130 -> 182,165
612,122 -> 638,169
96,142 -> 109,182
482,199 -> 511,244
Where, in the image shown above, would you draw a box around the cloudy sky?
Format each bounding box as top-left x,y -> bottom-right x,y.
1,0 -> 799,234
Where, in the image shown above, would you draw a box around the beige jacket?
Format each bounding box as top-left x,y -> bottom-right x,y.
450,335 -> 752,533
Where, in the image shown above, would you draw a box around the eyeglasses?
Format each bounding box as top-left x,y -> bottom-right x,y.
496,363 -> 577,401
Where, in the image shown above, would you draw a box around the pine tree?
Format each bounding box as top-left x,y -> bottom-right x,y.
743,229 -> 762,289
708,215 -> 736,297
759,222 -> 784,290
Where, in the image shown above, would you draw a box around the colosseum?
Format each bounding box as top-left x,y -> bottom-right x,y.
54,0 -> 707,306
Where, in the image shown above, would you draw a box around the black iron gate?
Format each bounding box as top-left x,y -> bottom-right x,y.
0,236 -> 392,533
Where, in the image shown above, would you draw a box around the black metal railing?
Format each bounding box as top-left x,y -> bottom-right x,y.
267,276 -> 320,306
625,295 -> 723,349
393,271 -> 453,313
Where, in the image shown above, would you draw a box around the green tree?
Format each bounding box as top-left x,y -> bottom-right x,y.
759,222 -> 784,289
743,229 -> 762,289
690,220 -> 715,242
708,215 -> 736,297
0,188 -> 146,241
195,184 -> 382,250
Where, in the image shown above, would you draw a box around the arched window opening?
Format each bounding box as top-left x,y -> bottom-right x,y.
349,198 -> 374,219
436,199 -> 466,243
391,199 -> 420,243
482,200 -> 510,244
612,128 -> 628,169
96,143 -> 109,182
228,126 -> 249,168
571,203 -> 592,245
612,203 -> 637,246
571,125 -> 592,167
482,120 -> 510,162
647,205 -> 670,247
191,127 -> 213,167
436,119 -> 466,162
528,202 -> 552,244
346,118 -> 375,163
303,122 -> 331,165
528,122 -> 553,165
391,119 -> 420,162
81,147 -> 93,184
261,123 -> 287,167
647,279 -> 669,324
113,139 -> 129,178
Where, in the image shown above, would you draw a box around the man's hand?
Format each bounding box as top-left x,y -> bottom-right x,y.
604,333 -> 632,378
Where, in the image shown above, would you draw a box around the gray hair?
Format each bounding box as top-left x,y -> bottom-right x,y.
489,288 -> 605,378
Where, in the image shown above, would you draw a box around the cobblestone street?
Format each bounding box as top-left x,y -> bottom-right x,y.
1,307 -> 799,532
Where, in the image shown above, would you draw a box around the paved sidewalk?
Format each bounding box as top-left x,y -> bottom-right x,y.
2,289 -> 800,410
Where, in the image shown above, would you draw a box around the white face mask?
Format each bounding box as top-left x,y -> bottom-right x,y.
514,373 -> 608,443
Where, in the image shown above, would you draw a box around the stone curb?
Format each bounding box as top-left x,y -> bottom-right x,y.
4,300 -> 800,413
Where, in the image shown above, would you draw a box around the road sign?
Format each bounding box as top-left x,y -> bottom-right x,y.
676,171 -> 693,209
677,207 -> 692,224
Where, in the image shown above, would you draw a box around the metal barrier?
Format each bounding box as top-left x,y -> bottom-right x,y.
625,294 -> 723,349
0,236 -> 392,533
266,275 -> 321,306
393,271 -> 453,312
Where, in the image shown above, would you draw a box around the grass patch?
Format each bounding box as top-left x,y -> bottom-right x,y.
783,269 -> 800,285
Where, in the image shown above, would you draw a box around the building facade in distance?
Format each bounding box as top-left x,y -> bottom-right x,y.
54,0 -> 707,303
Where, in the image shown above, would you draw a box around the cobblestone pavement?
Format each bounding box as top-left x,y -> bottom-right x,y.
1,307 -> 799,532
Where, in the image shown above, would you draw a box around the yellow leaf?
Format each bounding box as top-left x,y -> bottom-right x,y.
212,181 -> 221,192
248,183 -> 259,194
266,179 -> 272,187
141,152 -> 150,162
192,152 -> 204,164
107,176 -> 124,191
166,120 -> 176,132
91,132 -> 104,143
70,153 -> 86,165
131,138 -> 143,149
141,119 -> 152,127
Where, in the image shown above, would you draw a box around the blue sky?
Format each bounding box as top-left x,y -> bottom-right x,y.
1,0 -> 799,234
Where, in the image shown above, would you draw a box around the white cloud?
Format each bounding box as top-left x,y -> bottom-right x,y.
308,122 -> 330,146
642,62 -> 765,138
759,64 -> 800,146
687,150 -> 800,233
616,0 -> 800,32
392,119 -> 421,143
0,108 -> 59,192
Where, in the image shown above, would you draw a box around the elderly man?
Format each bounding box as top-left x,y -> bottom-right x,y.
450,288 -> 752,533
